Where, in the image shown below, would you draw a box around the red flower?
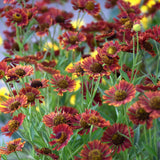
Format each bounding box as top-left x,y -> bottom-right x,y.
1,113 -> 26,137
127,101 -> 153,129
7,65 -> 34,80
5,8 -> 28,27
66,61 -> 84,76
79,140 -> 112,160
105,0 -> 118,8
19,86 -> 44,106
3,0 -> 15,4
0,95 -> 27,114
96,48 -> 120,73
74,109 -> 110,135
34,146 -> 59,159
33,14 -> 52,37
0,138 -> 25,155
25,79 -> 49,89
55,106 -> 79,115
49,124 -> 73,151
101,123 -> 134,154
139,91 -> 160,118
71,0 -> 100,16
42,112 -> 73,128
0,61 -> 8,79
51,74 -> 76,96
59,31 -> 86,50
37,63 -> 60,75
81,109 -> 110,128
100,41 -> 121,58
81,56 -> 108,79
103,80 -> 136,107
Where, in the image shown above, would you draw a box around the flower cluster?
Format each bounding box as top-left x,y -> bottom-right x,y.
0,0 -> 160,159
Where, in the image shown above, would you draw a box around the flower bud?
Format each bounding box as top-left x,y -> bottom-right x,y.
133,24 -> 141,32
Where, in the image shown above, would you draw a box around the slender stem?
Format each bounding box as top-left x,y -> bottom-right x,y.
87,77 -> 100,109
81,76 -> 84,113
143,125 -> 148,146
15,151 -> 21,160
153,119 -> 158,160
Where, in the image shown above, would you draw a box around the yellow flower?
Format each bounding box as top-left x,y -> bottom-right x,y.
0,36 -> 3,46
70,95 -> 76,105
71,19 -> 85,29
0,87 -> 9,101
74,79 -> 81,92
43,42 -> 59,51
141,16 -> 151,29
90,50 -> 98,58
0,87 -> 9,110
123,0 -> 141,6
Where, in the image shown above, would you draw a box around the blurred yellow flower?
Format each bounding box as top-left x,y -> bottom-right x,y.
74,79 -> 81,92
43,42 -> 59,51
70,94 -> 76,105
90,50 -> 98,58
123,0 -> 141,6
141,16 -> 151,29
71,19 -> 85,29
0,87 -> 9,110
0,36 -> 3,46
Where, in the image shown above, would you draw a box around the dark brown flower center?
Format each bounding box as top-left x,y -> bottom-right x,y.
55,15 -> 65,23
69,35 -> 78,44
114,90 -> 127,101
136,108 -> 149,120
41,148 -> 52,154
12,42 -> 20,51
0,70 -> 5,78
8,120 -> 20,132
142,41 -> 153,52
149,96 -> 160,110
111,0 -> 118,5
107,46 -> 117,55
148,6 -> 156,14
101,55 -> 114,65
112,132 -> 125,145
80,118 -> 90,129
89,116 -> 99,125
9,101 -> 21,111
85,1 -> 95,11
31,80 -> 43,88
13,13 -> 22,22
15,68 -> 26,77
38,23 -> 49,31
75,65 -> 84,75
26,92 -> 36,103
57,79 -> 69,89
124,20 -> 133,29
55,131 -> 67,144
126,8 -> 135,14
90,62 -> 103,73
27,11 -> 32,19
53,115 -> 66,126
120,17 -> 130,24
7,144 -> 17,152
88,149 -> 102,160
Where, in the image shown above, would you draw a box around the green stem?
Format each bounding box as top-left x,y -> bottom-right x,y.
143,125 -> 148,146
81,76 -> 84,113
153,119 -> 158,160
15,151 -> 21,160
87,77 -> 100,109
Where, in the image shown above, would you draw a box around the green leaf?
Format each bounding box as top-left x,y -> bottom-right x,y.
119,70 -> 130,82
23,31 -> 35,45
143,143 -> 157,157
